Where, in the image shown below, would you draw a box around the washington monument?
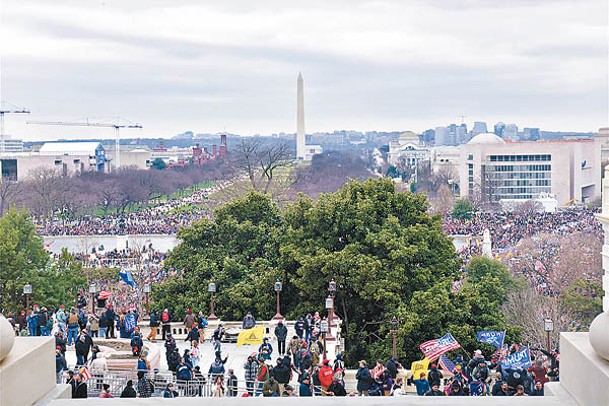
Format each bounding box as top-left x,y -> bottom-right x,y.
296,72 -> 306,160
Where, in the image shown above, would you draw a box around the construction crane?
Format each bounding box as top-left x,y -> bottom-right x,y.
0,103 -> 30,153
27,119 -> 142,169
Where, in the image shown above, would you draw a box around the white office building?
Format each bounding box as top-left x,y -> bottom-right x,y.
459,133 -> 599,205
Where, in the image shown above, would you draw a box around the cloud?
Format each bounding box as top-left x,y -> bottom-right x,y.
0,0 -> 606,140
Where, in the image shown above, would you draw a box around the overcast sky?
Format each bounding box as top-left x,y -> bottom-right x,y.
1,0 -> 607,141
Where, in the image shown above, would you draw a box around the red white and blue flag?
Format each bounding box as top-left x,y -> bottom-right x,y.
419,333 -> 461,362
438,354 -> 455,375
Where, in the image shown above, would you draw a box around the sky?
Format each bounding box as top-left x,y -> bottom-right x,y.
0,0 -> 607,141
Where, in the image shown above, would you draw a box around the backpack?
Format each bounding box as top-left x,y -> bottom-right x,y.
68,313 -> 79,326
161,312 -> 169,323
46,319 -> 54,329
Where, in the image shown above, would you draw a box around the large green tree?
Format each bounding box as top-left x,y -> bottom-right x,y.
153,192 -> 285,320
155,179 -> 520,365
0,209 -> 49,312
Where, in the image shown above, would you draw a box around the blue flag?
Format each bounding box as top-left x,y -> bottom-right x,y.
501,346 -> 532,370
119,269 -> 135,289
124,313 -> 136,333
476,330 -> 505,349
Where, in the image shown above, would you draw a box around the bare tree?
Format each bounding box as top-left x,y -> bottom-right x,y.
235,138 -> 293,194
0,176 -> 21,216
508,232 -> 602,296
503,285 -> 574,349
25,167 -> 69,225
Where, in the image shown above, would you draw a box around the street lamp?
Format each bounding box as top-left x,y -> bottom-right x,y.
23,283 -> 32,310
328,279 -> 337,327
325,296 -> 335,340
208,282 -> 218,320
88,283 -> 98,314
143,283 -> 151,317
273,280 -> 283,320
544,318 -> 554,352
320,318 -> 329,360
390,316 -> 399,359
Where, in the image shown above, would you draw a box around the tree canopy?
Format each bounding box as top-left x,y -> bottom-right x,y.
0,209 -> 87,312
154,179 -> 519,365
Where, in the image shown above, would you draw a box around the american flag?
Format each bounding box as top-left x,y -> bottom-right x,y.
79,366 -> 93,381
419,333 -> 461,362
438,354 -> 455,375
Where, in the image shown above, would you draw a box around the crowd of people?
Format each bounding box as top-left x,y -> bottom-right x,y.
35,185 -> 221,236
4,294 -> 561,399
444,208 -> 602,254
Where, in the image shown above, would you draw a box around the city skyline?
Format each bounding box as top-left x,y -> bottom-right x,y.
1,0 -> 607,141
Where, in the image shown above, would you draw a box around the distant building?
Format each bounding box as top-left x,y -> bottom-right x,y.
105,145 -> 151,170
435,126 -> 451,146
430,146 -> 460,175
0,135 -> 24,153
503,124 -> 519,140
1,141 -> 108,181
388,131 -> 429,166
471,121 -> 488,136
420,129 -> 435,144
494,122 -> 505,137
523,127 -> 541,141
459,133 -> 599,205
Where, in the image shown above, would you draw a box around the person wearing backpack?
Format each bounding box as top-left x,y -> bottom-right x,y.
67,309 -> 80,345
298,342 -> 312,373
197,312 -> 208,342
356,360 -> 372,396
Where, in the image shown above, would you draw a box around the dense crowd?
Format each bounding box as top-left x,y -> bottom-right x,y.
4,294 -> 560,399
36,185 -> 220,236
444,209 -> 602,253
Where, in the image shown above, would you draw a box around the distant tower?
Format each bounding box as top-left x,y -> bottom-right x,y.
296,72 -> 306,159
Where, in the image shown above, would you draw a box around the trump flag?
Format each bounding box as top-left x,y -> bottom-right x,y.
501,346 -> 532,370
476,330 -> 506,349
419,333 -> 461,362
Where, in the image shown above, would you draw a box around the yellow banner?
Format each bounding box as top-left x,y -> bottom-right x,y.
237,325 -> 265,347
410,358 -> 429,380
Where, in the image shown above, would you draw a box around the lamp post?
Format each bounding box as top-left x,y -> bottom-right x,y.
390,316 -> 399,359
208,282 -> 218,320
328,279 -> 337,327
88,283 -> 98,314
23,283 -> 32,311
325,296 -> 335,341
321,318 -> 329,360
143,283 -> 151,317
544,318 -> 554,352
273,280 -> 283,320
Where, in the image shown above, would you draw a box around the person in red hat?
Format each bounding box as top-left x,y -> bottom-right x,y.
318,358 -> 334,395
184,309 -> 195,330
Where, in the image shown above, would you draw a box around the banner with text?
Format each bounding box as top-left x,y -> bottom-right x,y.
500,346 -> 532,370
476,330 -> 506,349
410,358 -> 430,380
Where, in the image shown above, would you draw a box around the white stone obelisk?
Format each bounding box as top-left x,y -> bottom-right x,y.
589,165 -> 609,360
296,72 -> 306,160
